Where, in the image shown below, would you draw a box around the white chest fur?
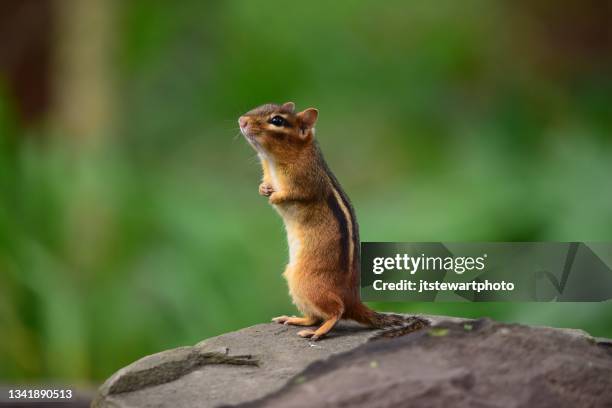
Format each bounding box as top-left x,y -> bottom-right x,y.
285,221 -> 302,266
258,153 -> 301,265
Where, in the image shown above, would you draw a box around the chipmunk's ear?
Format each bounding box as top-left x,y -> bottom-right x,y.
297,108 -> 318,134
281,102 -> 295,112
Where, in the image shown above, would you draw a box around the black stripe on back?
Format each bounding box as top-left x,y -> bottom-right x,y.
315,142 -> 360,272
326,192 -> 349,271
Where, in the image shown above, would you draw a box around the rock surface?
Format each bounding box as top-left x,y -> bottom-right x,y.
93,315 -> 612,408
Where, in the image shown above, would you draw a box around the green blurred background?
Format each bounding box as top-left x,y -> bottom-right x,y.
1,0 -> 611,385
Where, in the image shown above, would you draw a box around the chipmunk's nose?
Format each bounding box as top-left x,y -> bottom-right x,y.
238,116 -> 248,129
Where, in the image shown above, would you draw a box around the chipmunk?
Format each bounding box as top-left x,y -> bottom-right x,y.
239,102 -> 427,340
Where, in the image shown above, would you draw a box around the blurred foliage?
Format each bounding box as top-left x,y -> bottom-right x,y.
0,0 -> 611,382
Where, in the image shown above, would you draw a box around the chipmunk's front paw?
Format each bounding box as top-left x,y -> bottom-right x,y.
259,183 -> 274,197
272,315 -> 292,324
268,191 -> 286,205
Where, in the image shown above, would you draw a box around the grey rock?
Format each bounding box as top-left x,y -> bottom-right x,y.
93,315 -> 429,408
93,315 -> 612,408
240,319 -> 612,408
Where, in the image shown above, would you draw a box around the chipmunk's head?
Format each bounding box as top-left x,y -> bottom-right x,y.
239,102 -> 318,161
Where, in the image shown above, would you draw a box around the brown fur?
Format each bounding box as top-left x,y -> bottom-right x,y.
239,102 -> 418,340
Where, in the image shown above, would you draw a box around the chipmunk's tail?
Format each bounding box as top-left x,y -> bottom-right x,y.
347,302 -> 429,330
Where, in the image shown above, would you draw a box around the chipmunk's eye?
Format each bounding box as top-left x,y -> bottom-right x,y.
268,116 -> 286,127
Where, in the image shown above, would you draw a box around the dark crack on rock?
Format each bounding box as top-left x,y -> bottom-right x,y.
596,337 -> 612,357
108,351 -> 258,395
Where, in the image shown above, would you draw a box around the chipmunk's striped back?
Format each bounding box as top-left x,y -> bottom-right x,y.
315,142 -> 360,291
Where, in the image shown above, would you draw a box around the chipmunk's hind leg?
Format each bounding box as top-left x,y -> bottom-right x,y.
297,315 -> 341,341
297,293 -> 344,341
272,315 -> 319,326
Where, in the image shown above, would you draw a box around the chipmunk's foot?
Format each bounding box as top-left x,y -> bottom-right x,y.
297,329 -> 319,340
259,183 -> 274,197
273,315 -> 319,326
272,315 -> 292,324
